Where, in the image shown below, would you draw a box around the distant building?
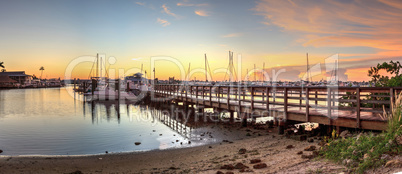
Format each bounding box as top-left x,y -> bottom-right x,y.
0,71 -> 32,85
125,73 -> 149,84
0,75 -> 17,87
169,77 -> 175,84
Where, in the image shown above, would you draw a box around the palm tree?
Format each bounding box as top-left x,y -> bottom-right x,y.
39,66 -> 45,79
0,62 -> 4,68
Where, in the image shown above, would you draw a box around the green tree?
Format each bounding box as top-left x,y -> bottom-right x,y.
368,61 -> 402,87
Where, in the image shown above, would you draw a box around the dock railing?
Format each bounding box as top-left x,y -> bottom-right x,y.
152,84 -> 402,130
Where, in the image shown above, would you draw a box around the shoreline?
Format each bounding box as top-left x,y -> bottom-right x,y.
0,125 -> 346,174
0,124 -> 400,174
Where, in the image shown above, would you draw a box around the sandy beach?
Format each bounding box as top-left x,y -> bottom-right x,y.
0,124 -> 400,174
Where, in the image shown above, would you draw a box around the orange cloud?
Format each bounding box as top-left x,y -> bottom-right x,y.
162,4 -> 178,18
156,18 -> 170,27
195,10 -> 209,16
255,0 -> 402,58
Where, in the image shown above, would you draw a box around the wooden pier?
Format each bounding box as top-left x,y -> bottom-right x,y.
152,84 -> 402,131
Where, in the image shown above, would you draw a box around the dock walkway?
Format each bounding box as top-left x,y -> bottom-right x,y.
152,84 -> 402,130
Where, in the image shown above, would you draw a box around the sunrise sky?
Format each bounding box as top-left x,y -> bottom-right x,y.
0,0 -> 401,81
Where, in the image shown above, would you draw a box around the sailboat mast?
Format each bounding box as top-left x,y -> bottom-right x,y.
100,55 -> 102,79
96,54 -> 99,78
254,64 -> 256,81
306,53 -> 309,81
187,63 -> 191,81
263,62 -> 265,82
205,54 -> 207,82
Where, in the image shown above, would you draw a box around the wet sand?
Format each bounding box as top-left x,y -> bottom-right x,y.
0,124 -> 398,174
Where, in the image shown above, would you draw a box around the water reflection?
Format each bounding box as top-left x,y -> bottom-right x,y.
0,86 -> 233,156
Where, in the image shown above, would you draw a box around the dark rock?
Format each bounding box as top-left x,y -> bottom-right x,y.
209,146 -> 212,148
153,130 -> 156,132
216,171 -> 224,174
176,140 -> 179,142
225,172 -> 234,174
246,133 -> 251,136
69,170 -> 83,174
105,151 -> 108,154
253,163 -> 267,169
159,134 -> 162,136
301,154 -> 314,159
266,120 -> 274,128
188,141 -> 191,144
238,148 -> 247,154
0,150 -> 3,154
285,145 -> 294,149
134,142 -> 141,145
307,138 -> 314,143
304,145 -> 316,151
250,159 -> 261,164
234,162 -> 249,169
297,151 -> 303,155
220,164 -> 235,170
169,166 -> 179,170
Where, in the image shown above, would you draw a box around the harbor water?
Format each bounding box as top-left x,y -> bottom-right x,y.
0,86 -> 230,156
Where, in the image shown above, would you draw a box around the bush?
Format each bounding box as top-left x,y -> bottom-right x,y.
320,93 -> 402,173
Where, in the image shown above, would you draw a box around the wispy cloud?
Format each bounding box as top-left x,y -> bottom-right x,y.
222,33 -> 243,38
135,2 -> 145,6
254,0 -> 402,58
157,18 -> 170,27
162,4 -> 178,18
194,10 -> 209,16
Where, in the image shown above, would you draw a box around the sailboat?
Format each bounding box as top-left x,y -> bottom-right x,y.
82,54 -> 145,101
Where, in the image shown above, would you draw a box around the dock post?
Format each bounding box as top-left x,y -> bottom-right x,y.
91,79 -> 96,96
242,112 -> 248,127
73,78 -> 76,91
278,119 -> 286,135
106,78 -> 109,100
116,79 -> 120,100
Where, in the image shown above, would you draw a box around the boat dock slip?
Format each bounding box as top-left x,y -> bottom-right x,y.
152,84 -> 402,131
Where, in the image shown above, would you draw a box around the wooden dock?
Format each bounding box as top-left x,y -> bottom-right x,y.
152,84 -> 402,131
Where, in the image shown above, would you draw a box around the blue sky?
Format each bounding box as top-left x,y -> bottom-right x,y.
0,0 -> 401,81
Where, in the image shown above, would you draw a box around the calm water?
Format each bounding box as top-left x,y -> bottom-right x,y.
0,86 -> 223,156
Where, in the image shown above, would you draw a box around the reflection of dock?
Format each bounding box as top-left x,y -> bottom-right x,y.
151,107 -> 192,139
83,100 -> 123,124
